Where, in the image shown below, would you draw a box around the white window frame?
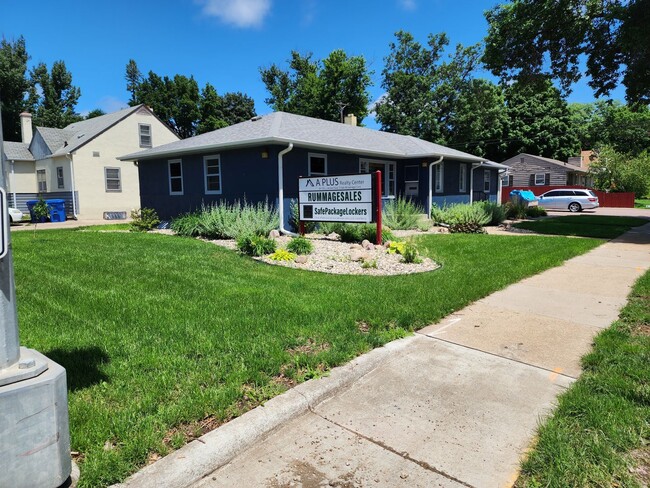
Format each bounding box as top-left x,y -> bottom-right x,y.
308,153 -> 327,176
534,173 -> 546,185
37,169 -> 47,192
359,159 -> 396,198
168,159 -> 184,195
434,162 -> 444,193
105,167 -> 122,192
502,174 -> 512,187
459,163 -> 467,193
203,155 -> 222,195
139,124 -> 152,148
56,166 -> 65,189
484,169 -> 491,192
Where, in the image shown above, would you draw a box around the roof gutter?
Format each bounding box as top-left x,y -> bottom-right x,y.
427,156 -> 444,220
278,143 -> 296,236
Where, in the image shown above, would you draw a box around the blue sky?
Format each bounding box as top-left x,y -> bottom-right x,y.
2,0 -> 624,122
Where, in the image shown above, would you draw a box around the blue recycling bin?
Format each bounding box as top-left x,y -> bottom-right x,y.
45,199 -> 67,222
509,190 -> 538,206
26,200 -> 48,223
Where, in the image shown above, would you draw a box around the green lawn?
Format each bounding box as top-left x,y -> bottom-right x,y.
12,230 -> 601,487
514,215 -> 648,239
635,198 -> 650,208
517,269 -> 650,488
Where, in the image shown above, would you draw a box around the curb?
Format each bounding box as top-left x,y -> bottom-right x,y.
112,335 -> 420,488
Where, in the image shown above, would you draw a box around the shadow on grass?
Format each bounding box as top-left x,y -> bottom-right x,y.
43,347 -> 110,392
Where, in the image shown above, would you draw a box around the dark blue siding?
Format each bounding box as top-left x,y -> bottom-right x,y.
138,144 -> 488,219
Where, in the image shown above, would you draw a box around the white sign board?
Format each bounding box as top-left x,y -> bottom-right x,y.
0,188 -> 7,259
299,174 -> 374,223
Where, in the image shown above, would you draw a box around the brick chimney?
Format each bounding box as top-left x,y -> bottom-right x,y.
20,112 -> 33,143
343,113 -> 357,126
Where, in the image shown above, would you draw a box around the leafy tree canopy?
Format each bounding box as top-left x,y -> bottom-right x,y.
375,31 -> 509,160
0,36 -> 31,141
483,0 -> 650,105
260,49 -> 373,123
127,60 -> 256,139
589,145 -> 650,197
569,100 -> 650,155
504,76 -> 581,160
27,60 -> 82,128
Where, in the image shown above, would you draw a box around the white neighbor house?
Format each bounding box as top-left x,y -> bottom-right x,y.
4,105 -> 179,219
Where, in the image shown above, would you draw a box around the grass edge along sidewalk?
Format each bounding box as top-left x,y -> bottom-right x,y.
13,231 -> 601,487
516,269 -> 650,488
513,215 -> 649,239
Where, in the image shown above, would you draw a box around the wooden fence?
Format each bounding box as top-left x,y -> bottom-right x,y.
501,185 -> 634,208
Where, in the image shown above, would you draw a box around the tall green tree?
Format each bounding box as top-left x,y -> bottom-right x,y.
376,31 -> 509,160
128,61 -> 256,138
589,145 -> 650,197
569,101 -> 650,154
504,77 -> 580,160
0,36 -> 31,141
260,49 -> 373,123
483,0 -> 650,105
27,60 -> 81,128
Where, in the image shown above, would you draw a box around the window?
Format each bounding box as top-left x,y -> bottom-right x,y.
168,160 -> 183,195
204,155 -> 222,194
105,167 -> 121,192
359,159 -> 396,198
434,163 -> 444,193
56,166 -> 64,189
484,169 -> 491,192
37,169 -> 47,192
308,153 -> 327,176
534,173 -> 545,185
139,124 -> 152,148
459,164 -> 467,193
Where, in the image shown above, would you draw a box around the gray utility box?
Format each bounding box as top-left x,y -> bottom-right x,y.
0,348 -> 71,488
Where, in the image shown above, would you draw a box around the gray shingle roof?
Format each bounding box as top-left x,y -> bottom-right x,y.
36,127 -> 75,154
2,141 -> 34,161
509,153 -> 588,173
120,112 -> 488,163
49,105 -> 142,156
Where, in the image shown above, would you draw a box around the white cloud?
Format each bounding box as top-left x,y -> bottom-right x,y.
398,0 -> 416,10
196,0 -> 271,28
97,96 -> 129,113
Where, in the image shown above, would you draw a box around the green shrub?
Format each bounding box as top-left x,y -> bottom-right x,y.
444,203 -> 490,234
429,204 -> 448,225
382,197 -> 423,230
387,241 -> 406,255
191,199 -> 279,240
286,236 -> 313,255
478,201 -> 506,226
32,197 -> 50,222
504,201 -> 528,220
236,235 -> 277,256
170,212 -> 204,237
361,259 -> 378,269
288,199 -> 316,234
401,242 -> 422,264
417,219 -> 432,231
130,208 -> 160,232
526,205 -> 548,218
269,249 -> 296,261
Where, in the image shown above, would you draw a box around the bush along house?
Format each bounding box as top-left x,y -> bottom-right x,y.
119,112 -> 508,226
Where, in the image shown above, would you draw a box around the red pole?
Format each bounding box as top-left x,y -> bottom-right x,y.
376,170 -> 382,245
299,220 -> 305,236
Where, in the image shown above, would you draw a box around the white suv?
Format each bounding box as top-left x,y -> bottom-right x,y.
537,189 -> 600,212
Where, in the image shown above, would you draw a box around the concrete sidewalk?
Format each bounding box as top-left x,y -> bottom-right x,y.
117,223 -> 650,488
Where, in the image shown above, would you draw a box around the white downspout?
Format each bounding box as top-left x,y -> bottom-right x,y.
66,154 -> 78,219
277,143 -> 296,236
469,161 -> 487,204
427,156 -> 444,220
10,160 -> 16,208
497,169 -> 507,205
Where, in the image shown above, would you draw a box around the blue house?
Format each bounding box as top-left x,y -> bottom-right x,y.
120,112 -> 507,224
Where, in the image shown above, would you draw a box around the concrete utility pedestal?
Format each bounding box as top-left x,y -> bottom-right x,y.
0,348 -> 71,488
0,105 -> 72,487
